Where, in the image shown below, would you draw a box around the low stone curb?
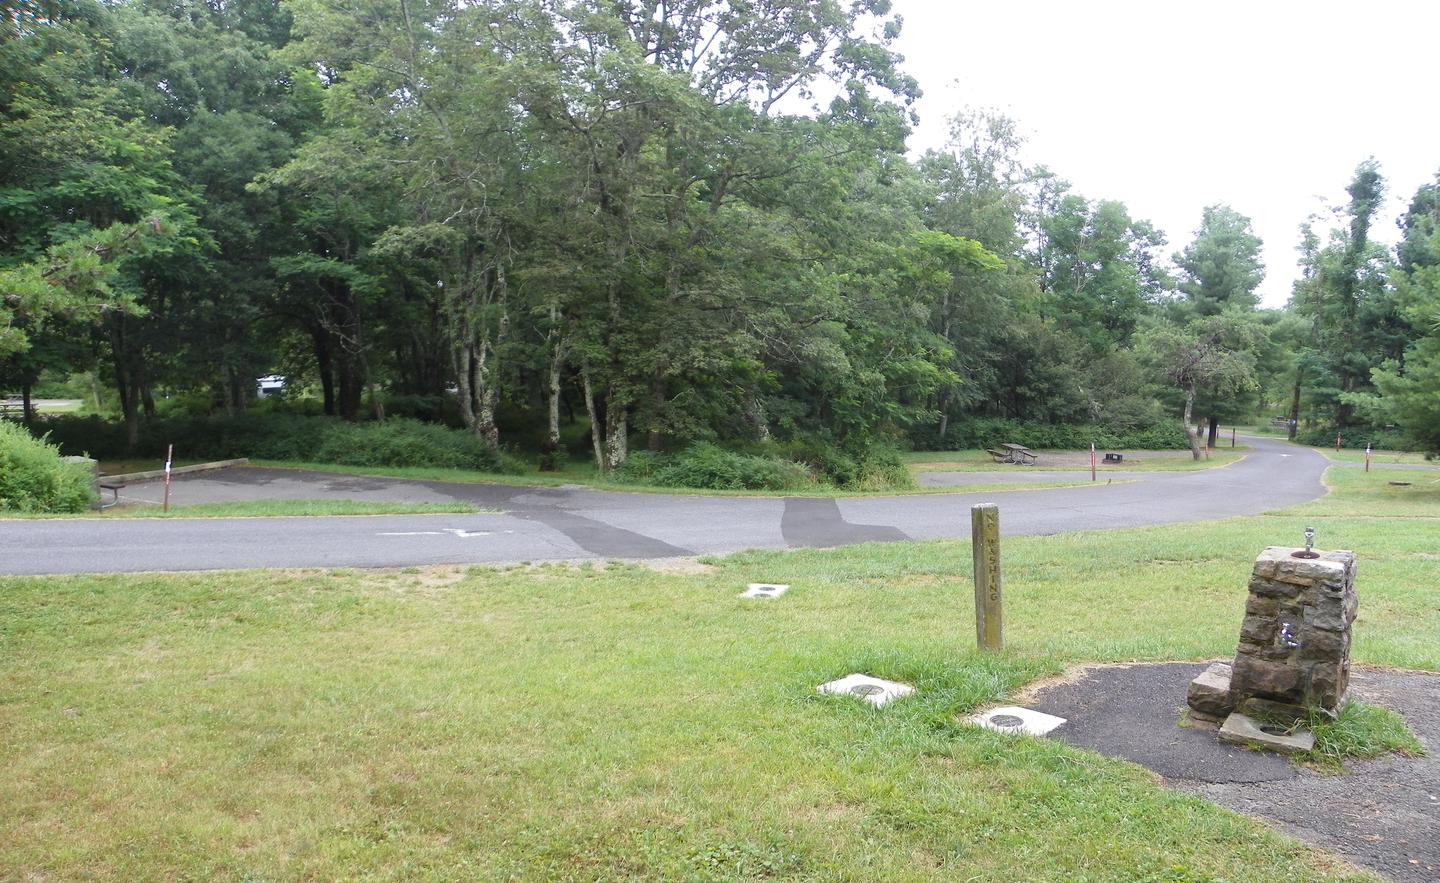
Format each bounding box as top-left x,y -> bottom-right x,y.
103,458 -> 250,483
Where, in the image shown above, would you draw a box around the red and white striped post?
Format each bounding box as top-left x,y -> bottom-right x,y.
1090,442 -> 1097,482
162,444 -> 173,513
1365,443 -> 1372,473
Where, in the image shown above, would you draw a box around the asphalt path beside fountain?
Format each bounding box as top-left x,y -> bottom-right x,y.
2,435 -> 1329,575
1030,662 -> 1440,883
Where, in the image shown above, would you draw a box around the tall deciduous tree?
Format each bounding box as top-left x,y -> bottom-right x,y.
1172,204 -> 1266,444
1174,204 -> 1264,315
1372,173 -> 1440,455
1139,311 -> 1265,459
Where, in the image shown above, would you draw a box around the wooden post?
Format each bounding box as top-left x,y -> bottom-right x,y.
163,444 -> 173,513
971,503 -> 1003,651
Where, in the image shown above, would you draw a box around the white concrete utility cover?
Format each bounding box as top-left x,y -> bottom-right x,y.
817,674 -> 913,708
742,583 -> 789,599
968,705 -> 1067,737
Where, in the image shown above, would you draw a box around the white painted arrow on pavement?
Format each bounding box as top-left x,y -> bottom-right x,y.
376,528 -> 502,538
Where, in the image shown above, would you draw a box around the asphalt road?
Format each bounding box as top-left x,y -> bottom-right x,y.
2,436 -> 1329,575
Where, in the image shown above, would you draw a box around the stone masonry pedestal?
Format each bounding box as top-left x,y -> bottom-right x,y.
1188,546 -> 1357,735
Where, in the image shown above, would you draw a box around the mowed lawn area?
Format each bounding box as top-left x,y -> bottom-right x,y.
2,470 -> 1435,880
901,447 -> 1247,473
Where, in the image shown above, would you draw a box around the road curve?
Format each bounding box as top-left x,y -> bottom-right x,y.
2,436 -> 1329,576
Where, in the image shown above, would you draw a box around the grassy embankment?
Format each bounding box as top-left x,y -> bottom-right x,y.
0,467 -> 1434,880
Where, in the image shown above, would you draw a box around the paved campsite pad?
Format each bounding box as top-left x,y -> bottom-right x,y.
1029,662 -> 1439,882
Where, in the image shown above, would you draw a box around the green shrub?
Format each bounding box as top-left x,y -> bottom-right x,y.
615,450 -> 667,482
28,414 -> 510,473
0,421 -> 94,513
617,443 -> 811,491
776,439 -> 914,491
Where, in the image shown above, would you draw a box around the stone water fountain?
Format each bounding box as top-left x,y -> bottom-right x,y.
1186,529 -> 1358,754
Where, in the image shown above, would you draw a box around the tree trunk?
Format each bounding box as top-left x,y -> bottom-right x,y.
453,344 -> 476,431
124,381 -> 141,450
20,380 -> 33,426
231,369 -> 248,414
475,385 -> 499,449
647,370 -> 664,452
1182,383 -> 1203,461
1337,375 -> 1356,427
1206,415 -> 1219,449
1287,381 -> 1301,441
604,392 -> 628,472
540,333 -> 565,471
363,355 -> 385,422
336,354 -> 362,421
746,393 -> 771,443
313,328 -> 336,416
108,316 -> 141,453
581,362 -> 604,472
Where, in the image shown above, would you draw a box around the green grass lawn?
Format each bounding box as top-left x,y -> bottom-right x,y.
4,500 -> 486,520
1,468 -> 1433,880
1314,447 -> 1436,466
902,447 -> 1246,473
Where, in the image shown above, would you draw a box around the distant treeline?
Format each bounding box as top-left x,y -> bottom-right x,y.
4,1 -> 1439,463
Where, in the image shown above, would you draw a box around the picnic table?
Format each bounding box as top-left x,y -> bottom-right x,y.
986,443 -> 1038,465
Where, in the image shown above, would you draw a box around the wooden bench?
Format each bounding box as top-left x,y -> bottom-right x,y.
986,449 -> 1012,464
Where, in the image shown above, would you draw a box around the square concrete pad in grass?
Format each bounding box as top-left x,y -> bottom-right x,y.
967,705 -> 1068,737
741,583 -> 789,599
817,674 -> 913,708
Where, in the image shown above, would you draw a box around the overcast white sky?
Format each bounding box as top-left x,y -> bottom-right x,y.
889,0 -> 1440,307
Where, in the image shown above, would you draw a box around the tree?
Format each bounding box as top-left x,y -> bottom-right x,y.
1174,204 -> 1264,315
1172,204 -> 1266,445
1139,311 -> 1265,459
1031,185 -> 1170,352
1372,173 -> 1440,455
0,1 -> 190,444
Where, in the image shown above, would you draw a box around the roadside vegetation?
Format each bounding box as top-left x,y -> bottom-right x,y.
1304,701 -> 1425,773
0,420 -> 92,513
6,500 -> 484,520
1,464 -> 1433,880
